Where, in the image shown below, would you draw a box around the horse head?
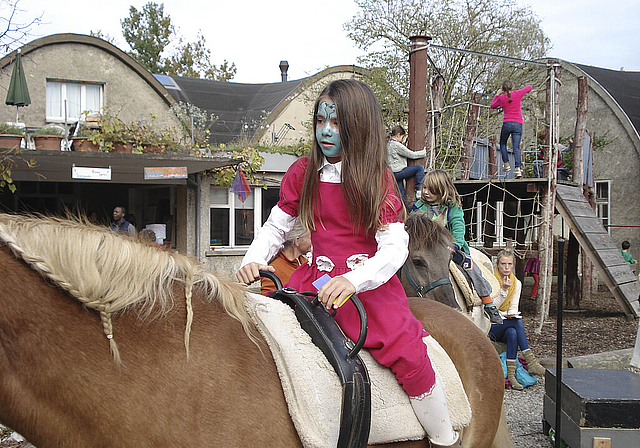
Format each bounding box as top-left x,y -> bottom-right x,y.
401,212 -> 461,310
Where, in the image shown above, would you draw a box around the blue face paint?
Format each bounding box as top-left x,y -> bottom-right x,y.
315,100 -> 342,158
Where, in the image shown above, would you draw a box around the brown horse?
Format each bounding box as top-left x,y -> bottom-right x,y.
0,214 -> 511,448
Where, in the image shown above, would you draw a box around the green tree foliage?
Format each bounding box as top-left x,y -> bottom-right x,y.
121,2 -> 173,74
164,32 -> 237,81
121,2 -> 235,81
345,0 -> 550,105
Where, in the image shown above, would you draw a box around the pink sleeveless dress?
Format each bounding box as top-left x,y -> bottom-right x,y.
278,157 -> 435,396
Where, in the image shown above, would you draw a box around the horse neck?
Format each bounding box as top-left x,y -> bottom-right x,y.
0,247 -> 276,447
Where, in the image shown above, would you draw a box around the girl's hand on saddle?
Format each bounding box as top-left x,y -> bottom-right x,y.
236,262 -> 274,285
318,276 -> 356,310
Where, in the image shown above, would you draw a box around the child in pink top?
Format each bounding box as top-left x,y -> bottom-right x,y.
490,81 -> 532,178
237,79 -> 462,447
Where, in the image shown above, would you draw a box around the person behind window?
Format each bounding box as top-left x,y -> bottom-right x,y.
260,218 -> 311,295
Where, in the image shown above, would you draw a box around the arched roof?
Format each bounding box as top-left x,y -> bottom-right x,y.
0,33 -> 176,107
163,65 -> 368,144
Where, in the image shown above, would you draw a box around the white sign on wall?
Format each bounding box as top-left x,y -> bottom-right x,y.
72,166 -> 112,181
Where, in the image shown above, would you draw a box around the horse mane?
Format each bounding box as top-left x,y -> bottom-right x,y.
405,212 -> 453,251
0,213 -> 254,364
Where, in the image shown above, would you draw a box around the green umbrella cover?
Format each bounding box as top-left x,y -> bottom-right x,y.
5,49 -> 31,110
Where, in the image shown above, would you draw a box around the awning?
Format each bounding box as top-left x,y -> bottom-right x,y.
10,151 -> 241,184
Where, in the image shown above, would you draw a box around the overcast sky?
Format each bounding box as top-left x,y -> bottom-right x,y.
10,0 -> 640,83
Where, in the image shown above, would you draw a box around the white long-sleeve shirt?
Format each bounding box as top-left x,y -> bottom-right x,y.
240,158 -> 409,293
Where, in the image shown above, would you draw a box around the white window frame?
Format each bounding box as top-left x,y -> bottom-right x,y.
595,180 -> 611,234
46,80 -> 104,123
210,187 -> 263,248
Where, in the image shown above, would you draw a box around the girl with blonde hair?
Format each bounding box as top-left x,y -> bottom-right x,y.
411,169 -> 503,325
491,249 -> 546,389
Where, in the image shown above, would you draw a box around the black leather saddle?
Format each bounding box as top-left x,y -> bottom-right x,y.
260,271 -> 371,448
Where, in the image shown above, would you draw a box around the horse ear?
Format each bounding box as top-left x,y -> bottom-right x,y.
434,213 -> 447,228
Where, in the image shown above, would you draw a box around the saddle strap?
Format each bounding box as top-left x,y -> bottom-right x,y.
269,289 -> 371,448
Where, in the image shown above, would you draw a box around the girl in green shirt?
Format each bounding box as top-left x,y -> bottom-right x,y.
411,169 -> 502,324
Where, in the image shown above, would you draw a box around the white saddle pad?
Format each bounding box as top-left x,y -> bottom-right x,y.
245,292 -> 471,448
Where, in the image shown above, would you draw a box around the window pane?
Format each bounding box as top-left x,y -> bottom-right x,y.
66,84 -> 82,119
234,191 -> 254,208
235,209 -> 254,246
210,209 -> 229,246
262,188 -> 280,225
85,85 -> 101,113
596,182 -> 608,201
46,82 -> 62,118
210,188 -> 229,205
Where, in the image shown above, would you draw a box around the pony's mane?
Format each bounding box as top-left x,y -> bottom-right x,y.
0,213 -> 253,364
405,212 -> 453,251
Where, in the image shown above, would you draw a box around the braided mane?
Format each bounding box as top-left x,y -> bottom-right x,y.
0,213 -> 252,364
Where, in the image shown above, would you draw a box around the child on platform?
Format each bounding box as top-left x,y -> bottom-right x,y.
237,79 -> 463,447
411,169 -> 503,324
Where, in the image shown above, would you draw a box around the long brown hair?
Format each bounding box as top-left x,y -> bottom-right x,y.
502,80 -> 514,103
299,79 -> 398,235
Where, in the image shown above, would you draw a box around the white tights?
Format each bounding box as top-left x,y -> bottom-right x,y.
409,377 -> 459,446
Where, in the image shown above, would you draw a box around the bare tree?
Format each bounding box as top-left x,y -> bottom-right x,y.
0,0 -> 42,53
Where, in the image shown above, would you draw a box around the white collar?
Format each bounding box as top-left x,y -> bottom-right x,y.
318,156 -> 342,172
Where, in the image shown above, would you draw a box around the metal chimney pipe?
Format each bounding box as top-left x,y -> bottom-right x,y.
279,60 -> 289,82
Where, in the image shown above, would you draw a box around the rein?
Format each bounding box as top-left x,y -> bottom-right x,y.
401,264 -> 452,298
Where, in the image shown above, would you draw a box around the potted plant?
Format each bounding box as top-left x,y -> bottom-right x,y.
0,123 -> 24,150
71,128 -> 100,152
32,125 -> 65,151
87,112 -> 133,153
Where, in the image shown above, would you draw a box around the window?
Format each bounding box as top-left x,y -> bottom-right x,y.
595,180 -> 610,233
46,81 -> 103,122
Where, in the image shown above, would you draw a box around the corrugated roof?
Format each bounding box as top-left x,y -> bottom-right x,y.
576,64 -> 640,137
166,76 -> 303,144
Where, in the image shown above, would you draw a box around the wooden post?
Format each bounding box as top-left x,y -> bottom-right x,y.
566,76 -> 589,309
407,36 -> 430,200
573,76 -> 588,186
536,61 -> 562,332
425,69 -> 445,171
460,92 -> 481,180
488,135 -> 497,177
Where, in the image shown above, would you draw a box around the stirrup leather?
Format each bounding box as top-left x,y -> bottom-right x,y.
268,287 -> 371,448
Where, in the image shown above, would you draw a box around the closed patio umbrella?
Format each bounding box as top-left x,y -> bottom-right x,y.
5,49 -> 31,123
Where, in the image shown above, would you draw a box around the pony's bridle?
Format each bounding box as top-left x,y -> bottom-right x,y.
401,264 -> 452,298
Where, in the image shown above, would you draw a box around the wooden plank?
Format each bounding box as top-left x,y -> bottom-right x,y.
562,201 -> 600,218
580,233 -> 619,252
557,184 -> 588,203
615,282 -> 640,316
594,248 -> 632,269
605,264 -> 639,285
571,216 -> 609,235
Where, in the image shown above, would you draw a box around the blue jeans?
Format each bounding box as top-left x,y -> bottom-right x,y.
499,122 -> 522,168
393,165 -> 425,200
489,318 -> 530,360
532,159 -> 543,178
